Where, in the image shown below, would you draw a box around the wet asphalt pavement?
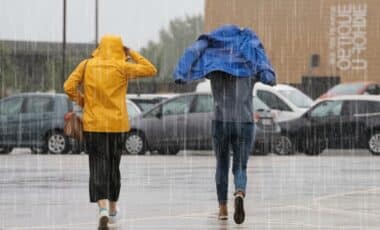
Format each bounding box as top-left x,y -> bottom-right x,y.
1,149 -> 380,229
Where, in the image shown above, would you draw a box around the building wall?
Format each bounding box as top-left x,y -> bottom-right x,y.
205,0 -> 379,84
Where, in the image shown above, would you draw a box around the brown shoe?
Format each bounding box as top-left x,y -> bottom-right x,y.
218,203 -> 228,220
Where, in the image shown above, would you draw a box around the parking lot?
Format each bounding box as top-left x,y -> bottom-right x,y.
1,149 -> 380,229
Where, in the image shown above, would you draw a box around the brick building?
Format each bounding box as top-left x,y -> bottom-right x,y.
205,0 -> 379,97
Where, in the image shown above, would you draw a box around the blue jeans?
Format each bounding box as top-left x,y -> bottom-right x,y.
212,121 -> 255,204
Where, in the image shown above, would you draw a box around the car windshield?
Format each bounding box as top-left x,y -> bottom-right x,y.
278,89 -> 313,108
127,101 -> 140,118
130,98 -> 166,111
329,83 -> 366,95
253,97 -> 270,111
134,101 -> 161,111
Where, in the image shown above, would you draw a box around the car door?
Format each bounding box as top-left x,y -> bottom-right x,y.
342,100 -> 380,148
20,96 -> 55,145
186,94 -> 214,150
307,100 -> 344,149
256,90 -> 296,121
0,96 -> 25,146
142,95 -> 194,148
340,100 -> 363,148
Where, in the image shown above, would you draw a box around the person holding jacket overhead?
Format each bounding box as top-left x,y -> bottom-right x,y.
174,25 -> 276,225
64,35 -> 156,230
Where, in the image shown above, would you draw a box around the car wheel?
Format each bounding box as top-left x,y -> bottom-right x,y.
304,140 -> 325,156
47,131 -> 70,154
0,147 -> 13,154
125,131 -> 146,155
273,135 -> 294,155
368,132 -> 380,155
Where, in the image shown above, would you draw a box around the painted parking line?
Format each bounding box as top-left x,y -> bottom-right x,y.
7,211 -> 215,230
285,205 -> 380,218
313,187 -> 380,203
8,189 -> 380,230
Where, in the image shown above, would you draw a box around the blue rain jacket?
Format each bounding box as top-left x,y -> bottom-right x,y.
173,25 -> 276,84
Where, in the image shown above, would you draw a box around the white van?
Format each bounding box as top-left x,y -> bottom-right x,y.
196,80 -> 313,122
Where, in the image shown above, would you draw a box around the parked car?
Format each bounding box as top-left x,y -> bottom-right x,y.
0,93 -> 76,154
125,93 -> 280,155
127,94 -> 177,112
273,95 -> 380,156
319,82 -> 380,99
196,80 -> 313,121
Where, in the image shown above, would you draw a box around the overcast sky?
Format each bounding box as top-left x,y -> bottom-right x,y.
0,0 -> 204,49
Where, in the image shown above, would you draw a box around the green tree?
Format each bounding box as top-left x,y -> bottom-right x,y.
140,15 -> 204,83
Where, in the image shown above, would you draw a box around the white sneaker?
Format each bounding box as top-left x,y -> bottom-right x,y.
98,208 -> 109,230
108,208 -> 119,226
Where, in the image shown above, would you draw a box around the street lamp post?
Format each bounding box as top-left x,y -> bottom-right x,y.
62,0 -> 67,89
95,0 -> 99,46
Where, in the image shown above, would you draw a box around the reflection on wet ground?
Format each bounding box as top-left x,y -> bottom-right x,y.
1,149 -> 380,229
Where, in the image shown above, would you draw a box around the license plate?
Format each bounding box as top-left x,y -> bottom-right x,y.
261,119 -> 272,126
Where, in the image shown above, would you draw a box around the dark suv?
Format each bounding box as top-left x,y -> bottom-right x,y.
0,93 -> 77,154
274,95 -> 380,155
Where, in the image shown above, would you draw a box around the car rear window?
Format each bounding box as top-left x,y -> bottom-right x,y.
277,89 -> 313,108
329,83 -> 365,95
25,96 -> 54,113
257,90 -> 292,112
253,97 -> 270,111
193,95 -> 213,113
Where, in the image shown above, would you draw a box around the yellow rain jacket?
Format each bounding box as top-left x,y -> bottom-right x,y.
64,35 -> 157,132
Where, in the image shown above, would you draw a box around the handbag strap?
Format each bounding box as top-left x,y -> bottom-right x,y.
79,59 -> 90,94
82,59 -> 89,79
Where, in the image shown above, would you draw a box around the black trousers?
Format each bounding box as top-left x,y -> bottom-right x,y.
84,132 -> 125,203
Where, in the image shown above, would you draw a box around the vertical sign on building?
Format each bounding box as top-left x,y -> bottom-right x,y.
329,4 -> 368,71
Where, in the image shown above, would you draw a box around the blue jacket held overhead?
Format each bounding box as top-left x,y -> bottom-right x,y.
173,25 -> 276,84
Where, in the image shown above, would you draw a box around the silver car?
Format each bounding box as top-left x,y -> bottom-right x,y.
0,93 -> 75,154
125,93 -> 280,155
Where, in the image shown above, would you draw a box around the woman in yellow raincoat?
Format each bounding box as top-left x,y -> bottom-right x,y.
64,35 -> 156,229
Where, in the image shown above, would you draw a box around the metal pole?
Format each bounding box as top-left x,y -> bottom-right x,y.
95,0 -> 99,46
62,0 -> 67,87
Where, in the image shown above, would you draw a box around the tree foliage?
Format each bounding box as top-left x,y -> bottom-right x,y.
140,15 -> 204,82
0,15 -> 203,97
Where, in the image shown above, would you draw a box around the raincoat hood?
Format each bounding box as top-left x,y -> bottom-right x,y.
64,35 -> 157,133
173,24 -> 276,84
92,35 -> 126,60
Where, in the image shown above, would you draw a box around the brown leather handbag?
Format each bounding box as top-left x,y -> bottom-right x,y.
64,112 -> 84,141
